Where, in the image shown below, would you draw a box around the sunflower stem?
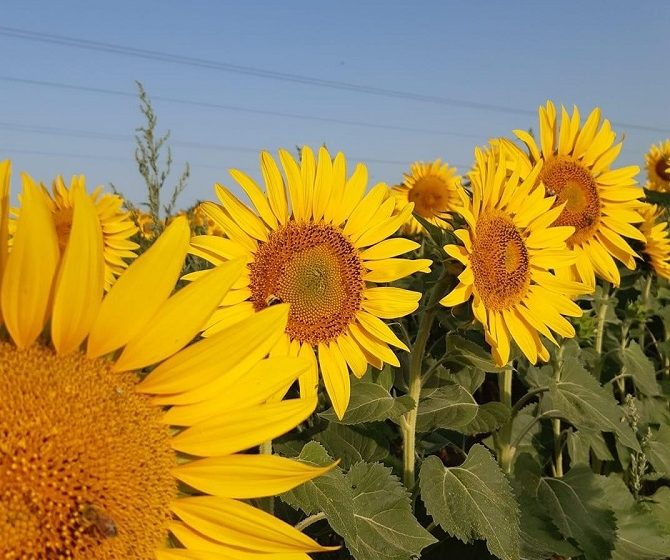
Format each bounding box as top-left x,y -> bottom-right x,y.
551,344 -> 565,478
594,282 -> 611,359
495,365 -> 515,473
258,440 -> 274,514
401,269 -> 451,490
639,275 -> 653,350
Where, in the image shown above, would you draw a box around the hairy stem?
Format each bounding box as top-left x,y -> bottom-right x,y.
639,275 -> 652,350
551,344 -> 565,477
401,270 -> 451,489
496,366 -> 514,473
594,282 -> 611,358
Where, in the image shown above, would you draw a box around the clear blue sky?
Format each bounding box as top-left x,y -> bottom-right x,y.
1,0 -> 669,208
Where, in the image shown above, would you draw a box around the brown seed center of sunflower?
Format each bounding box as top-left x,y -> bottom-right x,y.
248,222 -> 364,345
0,343 -> 176,559
470,211 -> 530,310
655,158 -> 670,182
408,175 -> 451,218
540,156 -> 601,246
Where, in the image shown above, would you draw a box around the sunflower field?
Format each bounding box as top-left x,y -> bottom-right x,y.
3,95 -> 670,560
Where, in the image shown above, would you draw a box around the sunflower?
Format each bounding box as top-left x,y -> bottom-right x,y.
640,203 -> 670,280
469,138 -> 532,185
10,175 -> 139,290
515,101 -> 645,288
645,140 -> 670,193
0,160 -> 333,559
440,145 -> 587,366
189,147 -> 431,419
392,159 -> 463,234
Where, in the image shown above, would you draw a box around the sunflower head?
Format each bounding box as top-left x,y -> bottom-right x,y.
392,159 -> 463,234
640,202 -> 670,280
9,175 -> 139,290
515,101 -> 644,288
0,160 -> 334,558
440,143 -> 588,366
188,147 -> 431,418
645,140 -> 670,193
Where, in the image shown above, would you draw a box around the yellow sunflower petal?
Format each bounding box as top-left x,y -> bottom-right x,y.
318,342 -> 351,420
51,183 -> 104,354
356,311 -> 408,351
114,260 -> 246,371
359,238 -> 420,260
2,174 -> 59,348
171,398 -> 317,457
86,217 -> 190,358
172,454 -> 337,499
364,258 -> 432,282
261,151 -> 289,225
362,287 -> 421,319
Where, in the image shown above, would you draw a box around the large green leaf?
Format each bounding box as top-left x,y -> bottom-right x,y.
599,475 -> 670,560
537,466 -> 616,560
315,422 -> 389,469
542,357 -> 641,451
461,402 -> 511,435
619,342 -> 661,396
566,428 -> 614,465
646,424 -> 670,477
419,445 -> 520,560
446,334 -> 504,372
346,462 -> 437,560
281,442 -> 357,544
416,382 -> 479,432
320,381 -> 414,424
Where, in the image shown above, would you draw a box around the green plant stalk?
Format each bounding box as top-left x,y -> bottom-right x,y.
639,275 -> 652,350
401,270 -> 451,489
551,346 -> 564,477
495,366 -> 514,473
594,282 -> 611,358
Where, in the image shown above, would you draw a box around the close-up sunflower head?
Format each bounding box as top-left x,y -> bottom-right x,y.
391,159 -> 464,234
9,174 -> 139,290
639,202 -> 670,280
645,139 -> 670,193
0,160 -> 336,559
439,143 -> 589,366
187,146 -> 432,419
514,101 -> 645,289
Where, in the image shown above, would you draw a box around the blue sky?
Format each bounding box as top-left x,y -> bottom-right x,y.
1,0 -> 669,207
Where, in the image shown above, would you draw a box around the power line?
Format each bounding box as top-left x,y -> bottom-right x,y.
0,76 -> 481,140
2,124 -> 464,168
1,25 -> 667,134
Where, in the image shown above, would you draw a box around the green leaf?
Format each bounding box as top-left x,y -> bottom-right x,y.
649,487 -> 670,534
280,442 -> 357,544
647,424 -> 670,477
566,428 -> 614,465
320,382 -> 414,424
461,402 -> 511,435
599,474 -> 670,560
537,466 -> 616,560
419,445 -> 520,560
416,383 -> 479,432
619,342 -> 661,396
315,422 -> 389,469
542,357 -> 641,451
446,334 -> 505,372
346,462 -> 437,560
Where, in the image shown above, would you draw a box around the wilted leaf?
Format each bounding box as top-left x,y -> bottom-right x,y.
542,357 -> 640,451
347,462 -> 437,560
419,445 -> 520,560
315,422 -> 388,469
416,383 -> 478,432
320,382 -> 414,424
537,466 -> 616,560
620,342 -> 661,396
